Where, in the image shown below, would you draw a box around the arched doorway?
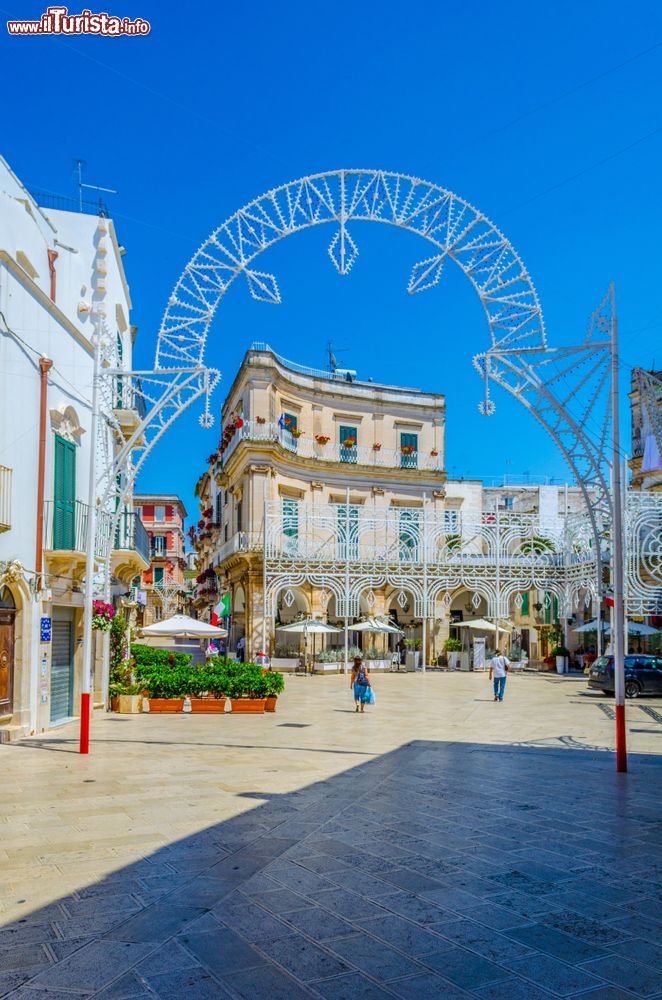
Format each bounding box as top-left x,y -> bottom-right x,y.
0,586 -> 16,716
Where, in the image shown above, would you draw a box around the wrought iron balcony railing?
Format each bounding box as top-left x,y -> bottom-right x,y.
218,420 -> 441,472
44,502 -> 149,563
0,465 -> 11,532
115,511 -> 150,564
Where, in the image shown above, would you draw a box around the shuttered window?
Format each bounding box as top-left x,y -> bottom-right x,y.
339,425 -> 357,464
53,435 -> 76,549
400,432 -> 418,469
521,591 -> 529,616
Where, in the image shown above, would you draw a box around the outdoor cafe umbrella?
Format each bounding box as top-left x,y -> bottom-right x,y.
349,618 -> 404,634
454,618 -> 512,634
574,619 -> 659,636
139,614 -> 228,638
276,619 -> 342,672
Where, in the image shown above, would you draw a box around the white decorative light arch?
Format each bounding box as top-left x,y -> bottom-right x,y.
156,168 -> 613,548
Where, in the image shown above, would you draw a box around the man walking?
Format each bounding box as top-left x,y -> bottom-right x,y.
489,647 -> 510,702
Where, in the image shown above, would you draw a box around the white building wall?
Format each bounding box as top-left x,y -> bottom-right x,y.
0,155 -> 135,738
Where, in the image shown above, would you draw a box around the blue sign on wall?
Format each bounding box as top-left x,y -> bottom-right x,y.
40,617 -> 52,642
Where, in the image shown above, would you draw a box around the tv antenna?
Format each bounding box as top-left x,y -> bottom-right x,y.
74,158 -> 118,213
326,341 -> 348,372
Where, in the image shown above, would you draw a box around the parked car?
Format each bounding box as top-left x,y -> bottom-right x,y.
588,654 -> 662,698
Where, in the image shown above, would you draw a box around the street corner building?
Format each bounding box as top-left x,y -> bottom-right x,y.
0,155 -> 147,740
189,344 -> 640,672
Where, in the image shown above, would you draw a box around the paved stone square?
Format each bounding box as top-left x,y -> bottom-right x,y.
1,671 -> 662,998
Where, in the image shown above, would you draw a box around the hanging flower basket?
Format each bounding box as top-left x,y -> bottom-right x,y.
372,443 -> 382,451
92,600 -> 115,632
315,435 -> 330,445
401,445 -> 416,455
430,449 -> 439,457
291,428 -> 304,439
255,416 -> 266,424
342,437 -> 357,447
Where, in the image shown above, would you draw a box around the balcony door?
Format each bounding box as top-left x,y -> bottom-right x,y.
53,434 -> 76,550
339,425 -> 357,464
400,432 -> 418,469
0,587 -> 16,716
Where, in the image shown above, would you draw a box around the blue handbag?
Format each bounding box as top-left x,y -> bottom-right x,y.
367,687 -> 376,706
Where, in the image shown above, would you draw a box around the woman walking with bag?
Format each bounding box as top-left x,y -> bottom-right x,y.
350,655 -> 372,713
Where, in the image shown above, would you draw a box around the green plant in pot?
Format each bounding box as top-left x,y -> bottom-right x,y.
444,638 -> 462,652
262,670 -> 284,712
223,663 -> 267,713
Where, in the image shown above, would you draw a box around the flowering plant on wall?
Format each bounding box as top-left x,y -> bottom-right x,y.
291,428 -> 304,439
255,416 -> 266,424
92,599 -> 115,632
372,443 -> 382,451
342,436 -> 357,447
401,444 -> 416,455
315,435 -> 330,445
430,449 -> 439,457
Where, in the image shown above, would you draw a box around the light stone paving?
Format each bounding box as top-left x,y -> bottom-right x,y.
1,671 -> 661,998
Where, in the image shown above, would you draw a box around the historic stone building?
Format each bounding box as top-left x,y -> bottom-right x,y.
133,495 -> 188,625
191,345 -> 597,667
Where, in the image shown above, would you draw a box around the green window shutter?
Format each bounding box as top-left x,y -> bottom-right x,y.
544,591 -> 551,624
339,425 -> 357,464
283,498 -> 298,538
521,591 -> 529,616
336,504 -> 358,557
154,567 -> 164,585
53,434 -> 76,549
400,432 -> 418,469
553,596 -> 559,622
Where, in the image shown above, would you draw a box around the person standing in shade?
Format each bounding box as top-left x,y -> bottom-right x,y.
350,655 -> 371,713
236,635 -> 246,663
489,648 -> 510,702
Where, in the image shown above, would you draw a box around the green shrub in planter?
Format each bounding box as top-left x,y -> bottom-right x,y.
222,663 -> 266,699
134,660 -> 194,699
263,671 -> 285,697
131,644 -> 192,669
444,638 -> 462,652
551,645 -> 570,658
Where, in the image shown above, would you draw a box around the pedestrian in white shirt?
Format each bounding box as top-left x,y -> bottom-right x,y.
489,648 -> 511,702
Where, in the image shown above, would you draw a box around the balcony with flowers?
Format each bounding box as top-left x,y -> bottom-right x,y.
210,418 -> 443,473
193,567 -> 219,606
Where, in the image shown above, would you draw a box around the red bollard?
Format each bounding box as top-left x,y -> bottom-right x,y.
615,703 -> 627,773
79,692 -> 91,754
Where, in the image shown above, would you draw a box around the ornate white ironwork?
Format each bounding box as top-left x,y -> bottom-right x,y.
153,581 -> 185,617
626,491 -> 662,615
635,368 -> 662,462
262,498 -> 598,623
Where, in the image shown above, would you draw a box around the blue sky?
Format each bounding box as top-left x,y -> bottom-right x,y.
3,0 -> 662,524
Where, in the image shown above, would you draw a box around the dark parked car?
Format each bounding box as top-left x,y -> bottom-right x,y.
588,654 -> 662,698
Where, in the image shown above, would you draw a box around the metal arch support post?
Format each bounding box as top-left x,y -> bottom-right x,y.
344,486 -> 350,675
262,475 -> 268,658
610,296 -> 627,772
79,330 -> 101,754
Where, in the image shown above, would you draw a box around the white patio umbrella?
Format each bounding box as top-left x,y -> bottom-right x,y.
140,613 -> 228,638
574,619 -> 659,636
349,618 -> 404,634
276,619 -> 343,673
454,618 -> 512,634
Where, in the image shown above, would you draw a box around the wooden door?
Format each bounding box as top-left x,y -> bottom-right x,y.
0,610 -> 15,714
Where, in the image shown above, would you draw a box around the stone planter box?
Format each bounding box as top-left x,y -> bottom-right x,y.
271,658 -> 300,672
229,698 -> 266,714
143,698 -> 184,713
313,661 -> 343,673
190,698 -> 227,713
114,694 -> 142,714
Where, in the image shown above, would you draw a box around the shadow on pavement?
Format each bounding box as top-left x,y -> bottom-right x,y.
1,739 -> 661,998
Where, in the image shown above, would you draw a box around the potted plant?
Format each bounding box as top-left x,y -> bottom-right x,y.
263,670 -> 285,711
315,435 -> 330,445
552,645 -> 570,674
224,662 -> 267,713
401,444 -> 416,455
372,443 -> 382,451
405,638 -> 421,671
444,637 -> 462,671
188,660 -> 228,713
430,449 -> 439,457
132,646 -> 193,712
342,436 -> 356,448
255,415 -> 266,424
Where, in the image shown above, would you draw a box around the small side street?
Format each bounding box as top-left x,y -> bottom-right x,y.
1,673 -> 661,999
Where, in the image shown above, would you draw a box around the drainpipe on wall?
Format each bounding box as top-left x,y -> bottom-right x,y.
47,250 -> 58,302
35,358 -> 53,590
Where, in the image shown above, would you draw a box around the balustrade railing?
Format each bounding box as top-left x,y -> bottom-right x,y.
218,420 -> 442,471
0,465 -> 11,531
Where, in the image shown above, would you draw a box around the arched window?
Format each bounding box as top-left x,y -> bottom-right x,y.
0,587 -> 16,609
